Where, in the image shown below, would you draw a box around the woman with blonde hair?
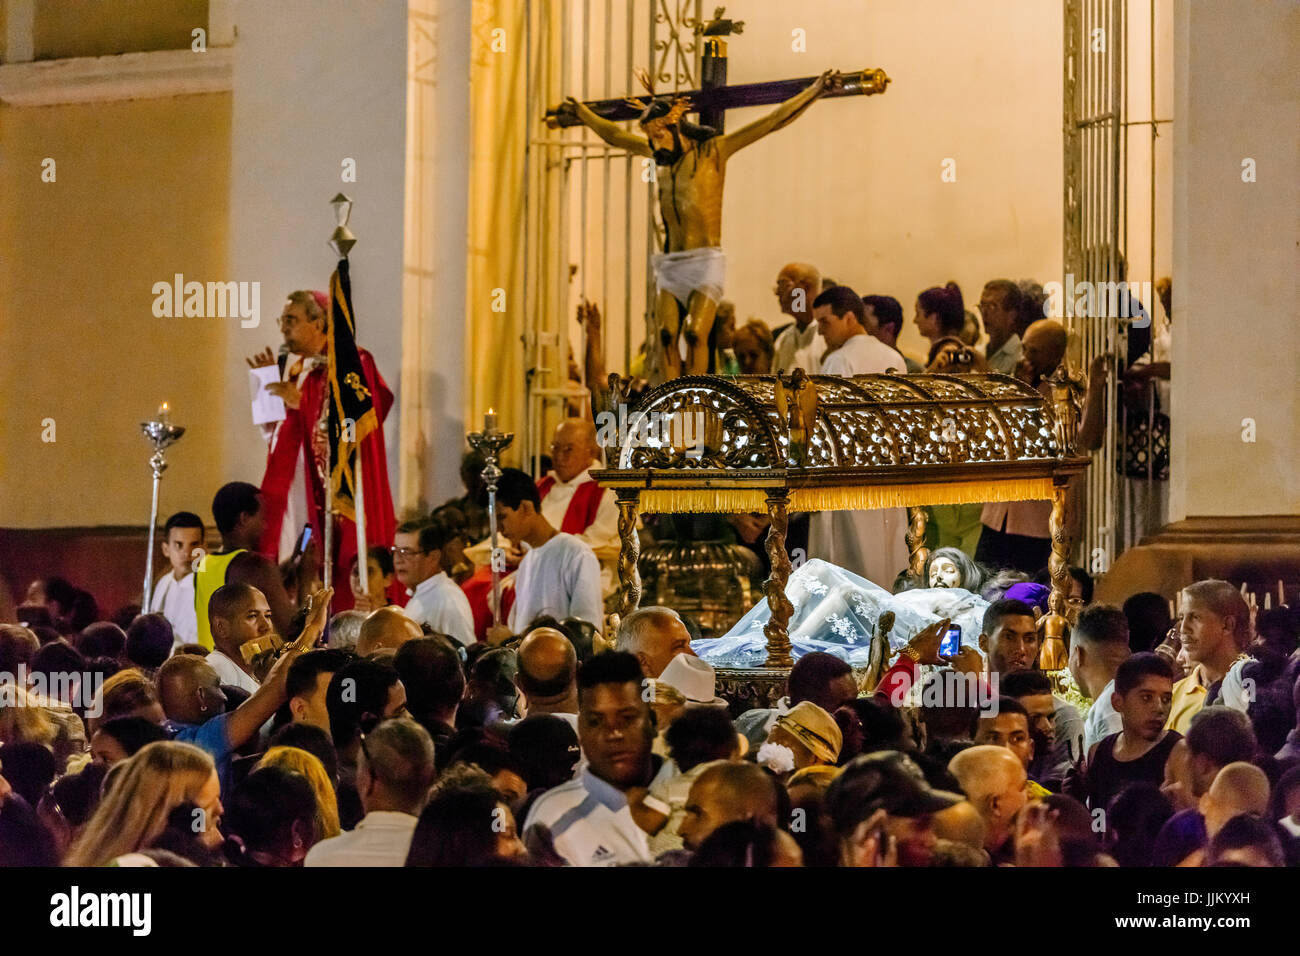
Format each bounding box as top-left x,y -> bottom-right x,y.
88,668 -> 165,735
0,684 -> 58,751
64,740 -> 221,866
257,745 -> 341,840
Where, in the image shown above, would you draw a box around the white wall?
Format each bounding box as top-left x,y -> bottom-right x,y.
560,0 -> 1067,367
720,0 -> 1064,361
225,0 -> 409,493
1169,0 -> 1300,519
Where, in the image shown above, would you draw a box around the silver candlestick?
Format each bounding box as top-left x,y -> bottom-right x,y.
466,409 -> 514,630
140,403 -> 185,609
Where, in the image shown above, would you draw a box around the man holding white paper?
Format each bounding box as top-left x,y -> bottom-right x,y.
249,289 -> 399,612
246,290 -> 327,563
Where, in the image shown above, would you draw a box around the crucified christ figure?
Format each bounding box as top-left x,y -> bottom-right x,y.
565,69 -> 841,379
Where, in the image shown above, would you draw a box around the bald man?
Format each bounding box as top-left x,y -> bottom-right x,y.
537,418 -> 619,595
1175,762 -> 1272,866
948,745 -> 1029,863
677,761 -> 781,852
206,582 -> 272,693
772,262 -> 825,374
1018,319 -> 1069,385
516,627 -> 579,722
158,647 -> 304,795
357,606 -> 423,658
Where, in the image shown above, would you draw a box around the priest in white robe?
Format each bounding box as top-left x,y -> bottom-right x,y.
807,287 -> 911,587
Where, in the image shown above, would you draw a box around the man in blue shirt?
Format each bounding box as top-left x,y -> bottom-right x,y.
158,587 -> 332,794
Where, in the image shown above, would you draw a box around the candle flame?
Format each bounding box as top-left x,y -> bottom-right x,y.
488,407 -> 495,415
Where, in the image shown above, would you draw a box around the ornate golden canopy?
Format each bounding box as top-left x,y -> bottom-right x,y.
593,371 -> 1088,670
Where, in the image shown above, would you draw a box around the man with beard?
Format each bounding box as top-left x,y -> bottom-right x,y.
522,652 -> 659,865
979,599 -> 1084,781
1079,653 -> 1181,812
565,71 -> 839,377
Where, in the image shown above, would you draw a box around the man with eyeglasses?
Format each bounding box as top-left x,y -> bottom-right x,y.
537,418 -> 620,596
772,262 -> 824,374
249,290 -> 398,605
523,651 -> 658,865
392,519 -> 475,647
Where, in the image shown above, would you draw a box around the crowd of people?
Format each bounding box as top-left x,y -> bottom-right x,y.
0,269 -> 1247,870
3,531 -> 1296,868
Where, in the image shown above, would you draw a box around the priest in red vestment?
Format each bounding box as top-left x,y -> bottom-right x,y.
256,289 -> 399,610
536,417 -> 619,594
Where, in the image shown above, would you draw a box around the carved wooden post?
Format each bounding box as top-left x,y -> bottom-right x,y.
1040,482 -> 1072,671
906,506 -> 929,579
615,490 -> 642,617
762,491 -> 794,668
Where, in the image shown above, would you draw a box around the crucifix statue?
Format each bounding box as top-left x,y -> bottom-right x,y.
549,11 -> 889,380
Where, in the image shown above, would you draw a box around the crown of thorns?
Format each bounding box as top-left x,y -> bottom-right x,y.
624,67 -> 690,125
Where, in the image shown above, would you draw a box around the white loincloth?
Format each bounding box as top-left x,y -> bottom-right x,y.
652,247 -> 726,310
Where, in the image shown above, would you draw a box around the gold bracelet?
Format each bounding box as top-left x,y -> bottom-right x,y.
899,644 -> 921,663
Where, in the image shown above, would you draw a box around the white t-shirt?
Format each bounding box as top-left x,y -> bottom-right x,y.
508,533 -> 603,633
403,572 -> 476,646
206,649 -> 260,694
523,768 -> 652,866
1083,677 -> 1124,751
304,811 -> 418,867
819,332 -> 907,377
810,333 -> 910,584
774,320 -> 825,375
150,572 -> 198,648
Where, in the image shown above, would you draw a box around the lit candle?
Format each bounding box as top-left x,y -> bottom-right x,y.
1265,592 -> 1272,610
158,402 -> 171,423
485,408 -> 498,434
1280,579 -> 1286,607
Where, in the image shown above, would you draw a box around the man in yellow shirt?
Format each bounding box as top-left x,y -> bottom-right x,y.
1165,580 -> 1252,734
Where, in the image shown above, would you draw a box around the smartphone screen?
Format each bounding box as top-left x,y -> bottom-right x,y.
939,624 -> 962,657
294,525 -> 312,558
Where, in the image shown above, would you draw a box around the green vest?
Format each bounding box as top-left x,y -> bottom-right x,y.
194,550 -> 245,650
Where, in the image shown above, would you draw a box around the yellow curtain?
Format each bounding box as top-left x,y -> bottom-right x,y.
465,0 -> 532,465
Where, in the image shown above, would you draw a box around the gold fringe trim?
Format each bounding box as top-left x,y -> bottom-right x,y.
789,479 -> 1054,512
639,489 -> 768,513
635,479 -> 1053,514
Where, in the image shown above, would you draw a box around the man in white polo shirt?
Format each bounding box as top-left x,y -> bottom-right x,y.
305,717 -> 435,867
523,651 -> 657,866
394,518 -> 475,647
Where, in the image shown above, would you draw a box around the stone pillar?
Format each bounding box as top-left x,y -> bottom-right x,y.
226,0 -> 410,497
1098,0 -> 1300,603
1169,0 -> 1299,522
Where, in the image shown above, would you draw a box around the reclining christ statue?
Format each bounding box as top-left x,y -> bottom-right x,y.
565,69 -> 840,379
